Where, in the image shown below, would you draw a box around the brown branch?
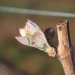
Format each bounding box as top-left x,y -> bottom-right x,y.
56,20 -> 75,75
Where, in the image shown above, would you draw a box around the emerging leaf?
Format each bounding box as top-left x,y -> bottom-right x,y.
15,20 -> 56,57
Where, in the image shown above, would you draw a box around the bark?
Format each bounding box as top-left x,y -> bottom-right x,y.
56,20 -> 75,75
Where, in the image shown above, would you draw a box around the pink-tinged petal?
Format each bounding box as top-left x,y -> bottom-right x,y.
34,30 -> 44,47
36,29 -> 50,46
27,19 -> 39,28
25,20 -> 39,35
19,28 -> 26,37
15,36 -> 29,45
15,36 -> 36,48
33,29 -> 50,51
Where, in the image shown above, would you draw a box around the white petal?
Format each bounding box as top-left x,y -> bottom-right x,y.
15,36 -> 36,47
25,20 -> 39,35
15,36 -> 29,45
19,28 -> 26,37
27,20 -> 39,28
33,29 -> 50,51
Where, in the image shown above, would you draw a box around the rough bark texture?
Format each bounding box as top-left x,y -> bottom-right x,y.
56,20 -> 75,75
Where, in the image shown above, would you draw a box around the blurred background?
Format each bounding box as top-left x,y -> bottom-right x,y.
0,0 -> 75,75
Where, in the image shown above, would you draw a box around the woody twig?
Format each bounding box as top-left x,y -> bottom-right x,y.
56,20 -> 75,75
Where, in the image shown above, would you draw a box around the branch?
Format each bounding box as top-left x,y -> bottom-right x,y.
56,20 -> 75,75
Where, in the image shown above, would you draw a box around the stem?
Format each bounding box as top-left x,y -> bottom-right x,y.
56,20 -> 75,75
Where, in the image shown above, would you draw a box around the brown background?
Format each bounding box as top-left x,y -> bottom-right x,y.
0,0 -> 75,75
